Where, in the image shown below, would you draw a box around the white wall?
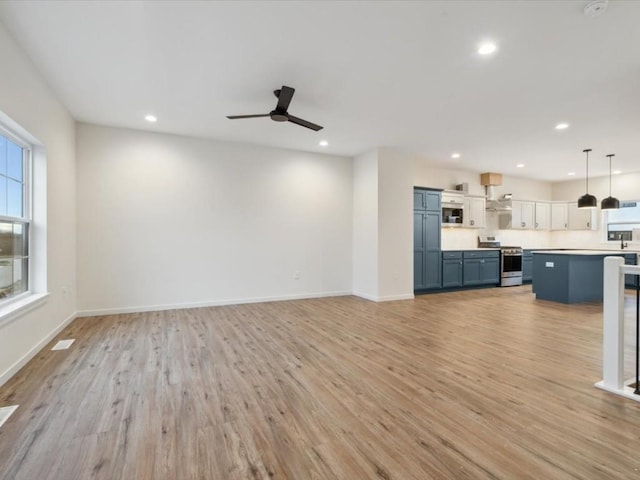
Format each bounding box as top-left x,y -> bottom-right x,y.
377,148 -> 413,300
76,124 -> 353,314
552,171 -> 640,203
352,150 -> 378,299
413,162 -> 552,200
0,22 -> 77,384
352,148 -> 414,301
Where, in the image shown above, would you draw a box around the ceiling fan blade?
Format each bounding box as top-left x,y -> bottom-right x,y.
226,114 -> 270,119
276,86 -> 295,112
287,114 -> 323,131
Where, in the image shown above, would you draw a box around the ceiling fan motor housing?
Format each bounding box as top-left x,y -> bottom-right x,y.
270,111 -> 288,122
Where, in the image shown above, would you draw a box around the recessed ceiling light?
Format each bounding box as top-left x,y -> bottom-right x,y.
568,172 -> 576,176
516,164 -> 524,168
613,170 -> 622,174
451,153 -> 461,159
478,42 -> 497,55
319,140 -> 328,147
555,123 -> 569,130
145,114 -> 157,123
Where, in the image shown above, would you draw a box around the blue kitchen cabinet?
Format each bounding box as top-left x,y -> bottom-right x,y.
625,254 -> 638,288
463,251 -> 500,286
522,250 -> 533,283
414,211 -> 427,289
532,251 -> 626,303
482,256 -> 500,284
442,251 -> 463,288
414,189 -> 441,212
414,188 -> 442,291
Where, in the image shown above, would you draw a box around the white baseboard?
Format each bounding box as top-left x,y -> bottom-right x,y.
0,311 -> 78,388
76,290 -> 353,317
352,291 -> 378,301
595,379 -> 640,403
352,291 -> 414,302
376,293 -> 415,302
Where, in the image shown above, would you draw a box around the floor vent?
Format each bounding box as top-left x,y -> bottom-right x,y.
0,405 -> 19,428
52,339 -> 75,351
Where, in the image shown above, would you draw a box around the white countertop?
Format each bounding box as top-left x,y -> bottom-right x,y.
442,248 -> 500,251
531,250 -> 633,256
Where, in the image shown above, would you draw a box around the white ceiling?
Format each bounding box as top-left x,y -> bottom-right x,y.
0,0 -> 639,182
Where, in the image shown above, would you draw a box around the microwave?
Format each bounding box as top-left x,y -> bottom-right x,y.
442,207 -> 463,226
442,193 -> 464,226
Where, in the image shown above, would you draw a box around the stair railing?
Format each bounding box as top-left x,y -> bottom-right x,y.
596,256 -> 640,401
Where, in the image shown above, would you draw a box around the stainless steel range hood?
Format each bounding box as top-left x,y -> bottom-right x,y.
485,186 -> 513,212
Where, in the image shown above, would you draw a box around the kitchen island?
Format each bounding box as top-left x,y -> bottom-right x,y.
532,250 -> 627,303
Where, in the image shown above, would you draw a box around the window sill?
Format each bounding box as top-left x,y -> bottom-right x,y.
0,292 -> 49,328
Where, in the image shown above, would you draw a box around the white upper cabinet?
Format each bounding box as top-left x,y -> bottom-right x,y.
550,203 -> 568,230
464,196 -> 485,229
534,202 -> 550,230
511,200 -> 535,229
568,202 -> 597,230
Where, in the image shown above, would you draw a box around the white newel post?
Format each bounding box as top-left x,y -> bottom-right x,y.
602,256 -> 625,390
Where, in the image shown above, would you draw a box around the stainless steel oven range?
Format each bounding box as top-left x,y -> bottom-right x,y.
478,235 -> 523,287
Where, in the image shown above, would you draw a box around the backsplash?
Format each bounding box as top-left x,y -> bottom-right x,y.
439,208 -> 638,251
441,227 -> 553,250
441,226 -> 638,251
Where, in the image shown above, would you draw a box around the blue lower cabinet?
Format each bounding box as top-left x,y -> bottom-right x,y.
414,203 -> 442,291
463,251 -> 500,286
625,254 -> 638,288
522,251 -> 533,282
423,249 -> 500,293
442,251 -> 463,288
463,258 -> 482,285
425,250 -> 442,290
481,257 -> 500,284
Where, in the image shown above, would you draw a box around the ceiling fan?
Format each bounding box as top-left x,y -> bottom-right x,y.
226,85 -> 323,131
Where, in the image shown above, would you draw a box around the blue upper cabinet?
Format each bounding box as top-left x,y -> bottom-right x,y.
414,189 -> 441,211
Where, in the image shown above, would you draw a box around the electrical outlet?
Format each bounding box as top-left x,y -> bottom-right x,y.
0,405 -> 19,428
52,339 -> 75,350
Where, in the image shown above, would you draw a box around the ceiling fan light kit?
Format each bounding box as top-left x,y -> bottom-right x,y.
226,85 -> 323,131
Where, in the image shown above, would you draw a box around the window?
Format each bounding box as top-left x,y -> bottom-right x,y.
606,201 -> 640,242
0,130 -> 30,302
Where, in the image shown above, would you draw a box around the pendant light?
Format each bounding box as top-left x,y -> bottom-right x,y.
601,153 -> 620,210
577,148 -> 597,209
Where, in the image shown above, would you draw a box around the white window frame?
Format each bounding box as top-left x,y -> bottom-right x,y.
605,201 -> 640,244
0,114 -> 48,326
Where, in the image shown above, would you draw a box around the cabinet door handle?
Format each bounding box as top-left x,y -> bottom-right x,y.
470,220 -> 474,226
565,223 -> 567,228
587,222 -> 590,228
480,259 -> 485,264
535,222 -> 538,228
521,222 -> 525,227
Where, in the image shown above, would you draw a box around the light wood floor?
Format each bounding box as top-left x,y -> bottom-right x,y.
1,286 -> 640,479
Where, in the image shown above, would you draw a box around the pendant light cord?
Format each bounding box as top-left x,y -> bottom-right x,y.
583,148 -> 592,193
607,154 -> 614,196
